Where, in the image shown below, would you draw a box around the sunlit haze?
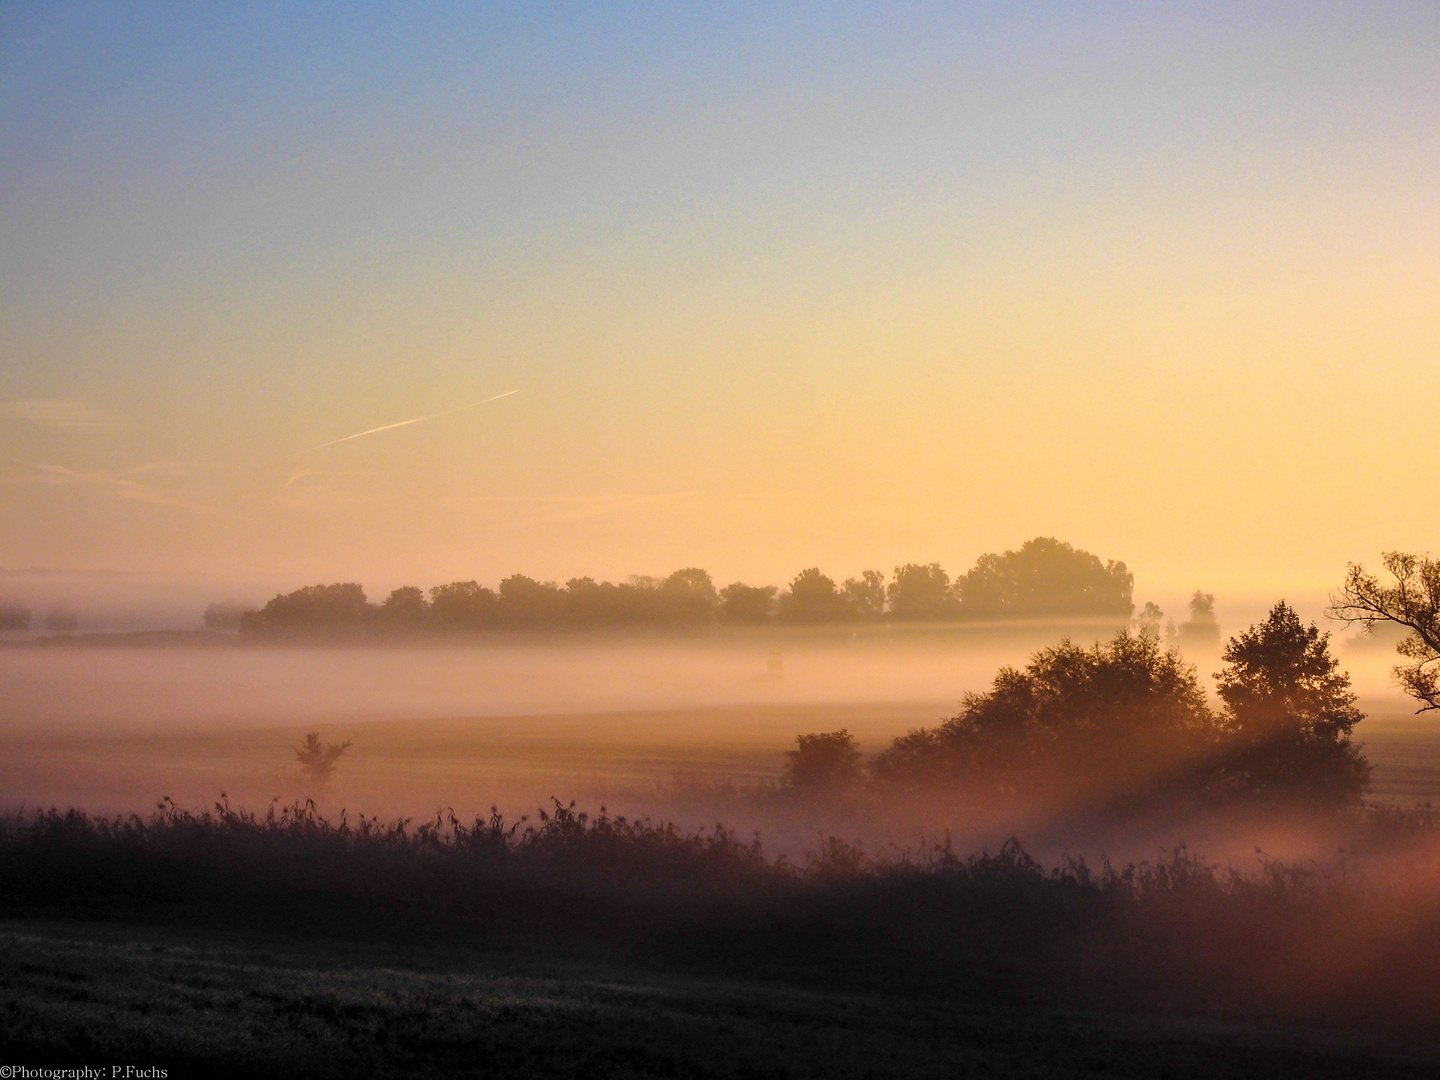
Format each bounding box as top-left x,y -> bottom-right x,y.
7,10 -> 1440,1071
3,3 -> 1437,623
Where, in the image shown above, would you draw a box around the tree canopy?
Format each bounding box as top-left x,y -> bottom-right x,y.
871,632 -> 1216,798
1214,601 -> 1367,806
783,730 -> 864,797
951,537 -> 1134,620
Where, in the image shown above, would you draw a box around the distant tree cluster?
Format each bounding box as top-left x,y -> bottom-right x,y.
0,599 -> 31,631
0,601 -> 80,633
235,537 -> 1136,638
791,602 -> 1368,810
1131,591 -> 1224,652
203,600 -> 253,631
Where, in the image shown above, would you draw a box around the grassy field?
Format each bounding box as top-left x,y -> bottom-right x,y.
5,918 -> 1438,1079
4,791 -> 1440,1076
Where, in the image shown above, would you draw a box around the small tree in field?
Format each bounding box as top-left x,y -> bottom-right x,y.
1214,602 -> 1368,807
784,730 -> 864,798
293,732 -> 352,786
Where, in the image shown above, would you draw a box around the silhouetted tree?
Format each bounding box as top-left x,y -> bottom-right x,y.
293,732 -> 352,786
566,577 -> 643,626
779,568 -> 848,624
657,568 -> 718,623
1136,601 -> 1164,643
376,586 -> 428,633
1330,552 -> 1440,713
783,730 -> 864,797
1213,602 -> 1368,807
871,632 -> 1216,797
202,600 -> 252,631
428,580 -> 497,630
719,583 -> 778,625
842,570 -> 886,620
952,538 -> 1134,620
241,583 -> 370,637
887,562 -> 957,621
0,599 -> 32,631
495,575 -> 566,627
1176,590 -> 1220,649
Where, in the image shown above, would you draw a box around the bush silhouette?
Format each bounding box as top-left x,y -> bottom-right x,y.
783,730 -> 864,797
293,733 -> 352,786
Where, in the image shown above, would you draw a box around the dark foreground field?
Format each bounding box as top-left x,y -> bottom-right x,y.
5,919 -> 1439,1080
4,799 -> 1440,1077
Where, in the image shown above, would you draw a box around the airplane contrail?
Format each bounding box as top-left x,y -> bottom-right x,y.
307,390 -> 519,451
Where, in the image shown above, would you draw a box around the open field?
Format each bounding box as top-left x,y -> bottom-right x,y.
3,634 -> 1435,822
6,918 -> 1439,1080
2,698 -> 1436,819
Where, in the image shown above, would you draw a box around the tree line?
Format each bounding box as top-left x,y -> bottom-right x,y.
787,600 -> 1370,809
231,536 -> 1140,637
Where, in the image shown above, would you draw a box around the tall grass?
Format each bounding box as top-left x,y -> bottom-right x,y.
3,797 -> 1439,1031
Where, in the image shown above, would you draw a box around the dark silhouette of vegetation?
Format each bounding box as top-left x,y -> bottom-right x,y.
1136,600 -> 1164,642
293,732 -> 352,786
842,568 -> 887,619
887,562 -> 956,620
1331,551 -> 1440,713
427,578 -> 497,629
783,730 -> 864,798
0,598 -> 31,630
718,581 -> 777,624
951,537 -> 1134,620
1175,589 -> 1220,648
376,585 -> 427,631
873,604 -> 1369,809
202,599 -> 251,630
236,537 -> 1138,639
240,582 -> 368,637
778,568 -> 851,623
871,632 -> 1217,802
1214,602 -> 1368,807
3,796 -> 1440,1038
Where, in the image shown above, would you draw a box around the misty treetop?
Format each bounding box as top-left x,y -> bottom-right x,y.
235,536 -> 1137,638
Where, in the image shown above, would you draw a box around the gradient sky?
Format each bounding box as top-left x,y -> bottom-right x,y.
2,2 -> 1438,613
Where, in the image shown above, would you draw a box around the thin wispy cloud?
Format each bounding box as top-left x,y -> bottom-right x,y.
308,390 -> 519,451
0,399 -> 125,430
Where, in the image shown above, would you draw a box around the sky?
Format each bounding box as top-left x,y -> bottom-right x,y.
2,1 -> 1438,620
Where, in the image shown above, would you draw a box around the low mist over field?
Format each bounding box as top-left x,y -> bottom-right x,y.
5,3 -> 1440,1074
